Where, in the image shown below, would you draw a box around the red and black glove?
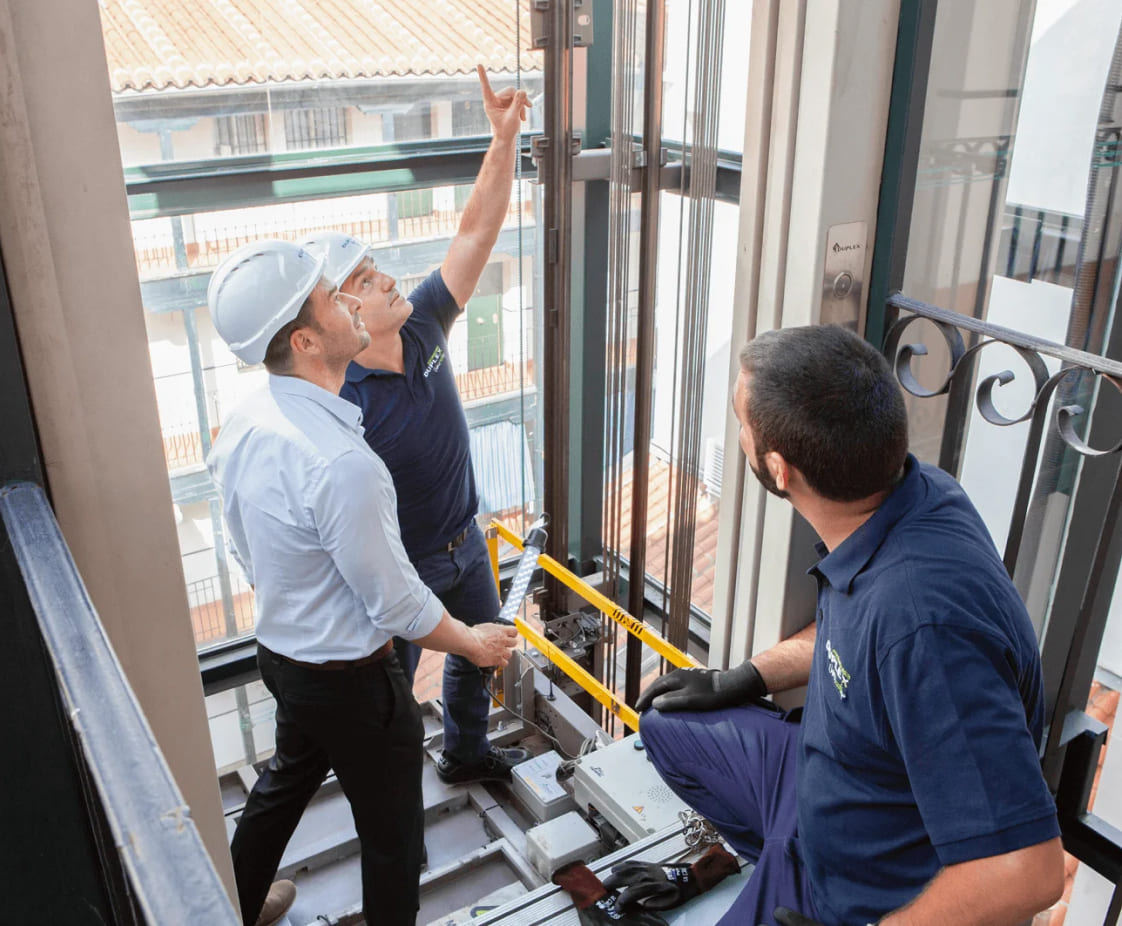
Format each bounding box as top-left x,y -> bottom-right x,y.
602,844 -> 741,911
552,861 -> 669,926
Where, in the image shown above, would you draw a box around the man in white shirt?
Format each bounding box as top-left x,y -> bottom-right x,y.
205,239 -> 518,926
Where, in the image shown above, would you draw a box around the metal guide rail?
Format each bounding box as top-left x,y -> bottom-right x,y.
486,519 -> 701,732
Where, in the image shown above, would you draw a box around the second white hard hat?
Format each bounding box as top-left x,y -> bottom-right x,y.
207,239 -> 326,365
302,230 -> 371,289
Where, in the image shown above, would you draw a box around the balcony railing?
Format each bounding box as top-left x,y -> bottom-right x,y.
132,198 -> 533,279
457,359 -> 535,402
188,574 -> 255,646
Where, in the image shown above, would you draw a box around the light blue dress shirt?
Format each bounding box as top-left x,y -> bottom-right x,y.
206,374 -> 445,662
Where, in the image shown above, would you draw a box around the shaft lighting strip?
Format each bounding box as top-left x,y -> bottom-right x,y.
492,520 -> 701,670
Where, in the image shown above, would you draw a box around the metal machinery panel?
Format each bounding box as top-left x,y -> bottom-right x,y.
570,736 -> 690,844
513,751 -> 578,823
524,811 -> 602,881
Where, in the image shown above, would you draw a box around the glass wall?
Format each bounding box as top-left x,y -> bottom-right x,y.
98,2 -> 548,669
135,187 -> 543,653
887,3 -> 1122,921
102,0 -> 543,167
636,1 -> 746,629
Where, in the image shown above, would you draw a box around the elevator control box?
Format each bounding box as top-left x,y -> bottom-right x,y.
512,750 -> 576,823
525,811 -> 602,880
570,736 -> 690,844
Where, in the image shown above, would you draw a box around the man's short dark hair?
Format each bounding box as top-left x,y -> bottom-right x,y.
739,325 -> 908,501
262,293 -> 318,373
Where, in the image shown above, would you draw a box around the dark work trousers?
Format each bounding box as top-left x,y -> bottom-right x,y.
639,703 -> 819,926
392,521 -> 501,763
232,644 -> 425,926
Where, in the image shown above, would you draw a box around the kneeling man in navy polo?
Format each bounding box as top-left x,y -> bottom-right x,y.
637,325 -> 1064,926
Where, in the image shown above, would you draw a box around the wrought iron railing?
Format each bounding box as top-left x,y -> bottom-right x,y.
187,574 -> 255,646
0,482 -> 238,924
883,293 -> 1122,918
999,204 -> 1082,287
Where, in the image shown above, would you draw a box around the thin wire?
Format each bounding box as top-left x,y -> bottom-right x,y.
667,0 -> 724,638
483,678 -> 590,761
515,0 -> 528,537
661,0 -> 697,633
603,0 -> 641,738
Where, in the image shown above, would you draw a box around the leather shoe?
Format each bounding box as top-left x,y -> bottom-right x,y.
436,745 -> 532,784
255,879 -> 296,926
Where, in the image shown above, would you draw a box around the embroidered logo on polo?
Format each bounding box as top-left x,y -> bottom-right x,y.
826,639 -> 851,700
423,345 -> 445,378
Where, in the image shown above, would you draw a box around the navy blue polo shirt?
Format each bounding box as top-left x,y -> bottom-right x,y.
340,270 -> 478,560
797,454 -> 1059,925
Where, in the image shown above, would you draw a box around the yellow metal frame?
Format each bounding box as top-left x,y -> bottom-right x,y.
487,519 -> 702,732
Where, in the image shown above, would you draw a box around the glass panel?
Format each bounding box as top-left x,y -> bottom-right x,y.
894,0 -> 1122,608
643,194 -> 739,622
661,0 -> 751,153
891,4 -> 1122,918
101,0 -> 544,167
206,681 -> 276,777
133,184 -> 543,652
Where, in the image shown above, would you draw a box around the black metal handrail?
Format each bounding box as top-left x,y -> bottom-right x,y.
882,296 -> 1122,918
0,482 -> 238,925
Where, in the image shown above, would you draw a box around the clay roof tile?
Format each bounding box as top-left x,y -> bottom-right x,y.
99,0 -> 540,93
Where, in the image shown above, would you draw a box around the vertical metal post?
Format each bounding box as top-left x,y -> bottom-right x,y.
624,0 -> 666,705
383,117 -> 400,241
541,0 -> 575,614
865,0 -> 938,348
573,0 -> 614,570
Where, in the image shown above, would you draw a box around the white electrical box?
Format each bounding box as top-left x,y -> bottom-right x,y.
571,736 -> 690,844
524,811 -> 602,880
511,750 -> 576,823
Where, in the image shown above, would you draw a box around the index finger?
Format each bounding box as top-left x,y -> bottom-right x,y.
476,64 -> 497,103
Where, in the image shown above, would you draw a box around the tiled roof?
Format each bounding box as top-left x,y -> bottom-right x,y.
99,0 -> 540,93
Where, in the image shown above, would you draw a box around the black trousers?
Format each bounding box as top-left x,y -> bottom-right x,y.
231,644 -> 425,925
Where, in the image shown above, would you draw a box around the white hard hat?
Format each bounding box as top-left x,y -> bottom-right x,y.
302,231 -> 371,289
207,239 -> 326,365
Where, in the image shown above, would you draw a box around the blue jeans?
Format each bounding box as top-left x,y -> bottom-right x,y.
639,703 -> 819,926
394,521 -> 501,763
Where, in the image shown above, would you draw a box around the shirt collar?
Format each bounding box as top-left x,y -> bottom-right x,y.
344,339 -> 414,383
809,453 -> 924,593
344,359 -> 377,383
269,373 -> 364,431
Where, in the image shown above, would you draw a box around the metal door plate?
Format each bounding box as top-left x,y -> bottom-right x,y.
822,221 -> 867,330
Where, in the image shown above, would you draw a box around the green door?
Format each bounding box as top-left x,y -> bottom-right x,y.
466,293 -> 502,371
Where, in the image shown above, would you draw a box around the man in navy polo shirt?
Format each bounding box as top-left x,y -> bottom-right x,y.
635,325 -> 1063,926
303,66 -> 532,785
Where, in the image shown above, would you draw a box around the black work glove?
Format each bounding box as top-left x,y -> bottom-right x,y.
635,660 -> 767,713
770,906 -> 826,926
552,861 -> 668,926
603,844 -> 740,910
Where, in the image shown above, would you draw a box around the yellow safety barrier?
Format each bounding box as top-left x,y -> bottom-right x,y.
512,616 -> 640,732
486,519 -> 703,733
